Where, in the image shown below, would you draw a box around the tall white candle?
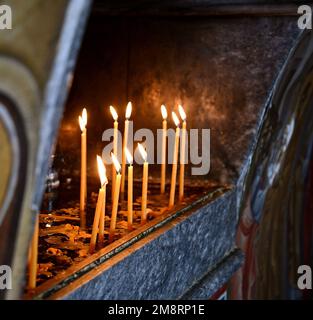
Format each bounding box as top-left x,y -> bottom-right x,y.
109,152 -> 121,242
138,143 -> 149,224
110,106 -> 118,203
79,108 -> 87,229
178,105 -> 187,201
125,148 -> 133,229
161,105 -> 167,194
28,216 -> 39,289
169,112 -> 180,208
90,156 -> 107,253
121,102 -> 132,194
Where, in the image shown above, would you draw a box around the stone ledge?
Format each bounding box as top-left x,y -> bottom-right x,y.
42,189 -> 240,300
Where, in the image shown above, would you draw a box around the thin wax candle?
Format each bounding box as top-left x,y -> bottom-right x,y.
138,143 -> 149,224
109,152 -> 121,242
79,108 -> 87,229
90,156 -> 107,253
178,105 -> 187,201
28,216 -> 39,289
161,105 -> 167,194
125,148 -> 133,229
169,112 -> 180,208
110,106 -> 118,203
121,102 -> 132,194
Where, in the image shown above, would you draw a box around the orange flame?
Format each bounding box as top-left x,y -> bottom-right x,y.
161,105 -> 167,120
178,105 -> 186,121
111,152 -> 121,173
78,108 -> 87,131
172,111 -> 180,127
125,147 -> 133,165
125,102 -> 132,119
97,155 -> 108,187
110,106 -> 118,121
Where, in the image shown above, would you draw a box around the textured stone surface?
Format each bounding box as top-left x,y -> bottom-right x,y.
181,248 -> 244,299
50,190 -> 238,299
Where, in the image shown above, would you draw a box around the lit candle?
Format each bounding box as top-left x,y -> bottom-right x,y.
110,106 -> 118,202
79,108 -> 87,229
90,156 -> 108,253
125,148 -> 133,230
109,152 -> 121,242
138,143 -> 148,224
28,216 -> 39,290
178,105 -> 187,201
169,112 -> 180,208
121,102 -> 132,194
161,105 -> 167,194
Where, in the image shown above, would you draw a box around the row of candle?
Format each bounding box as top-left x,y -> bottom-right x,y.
28,103 -> 187,289
78,103 -> 187,252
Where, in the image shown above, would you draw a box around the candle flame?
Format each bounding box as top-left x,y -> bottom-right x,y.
82,108 -> 87,124
125,147 -> 133,165
161,105 -> 167,120
178,105 -> 186,121
111,152 -> 121,173
97,155 -> 108,187
78,116 -> 83,131
79,108 -> 87,131
138,143 -> 147,162
110,106 -> 118,121
172,111 -> 180,127
125,102 -> 132,119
